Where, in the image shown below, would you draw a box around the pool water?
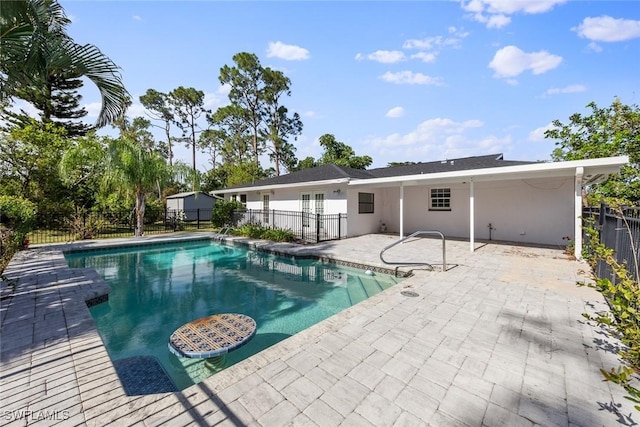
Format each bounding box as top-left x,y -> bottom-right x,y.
65,240 -> 401,390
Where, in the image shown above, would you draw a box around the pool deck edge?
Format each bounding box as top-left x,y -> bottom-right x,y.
1,234 -> 637,426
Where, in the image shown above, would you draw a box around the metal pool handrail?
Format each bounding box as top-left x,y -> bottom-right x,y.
379,230 -> 446,271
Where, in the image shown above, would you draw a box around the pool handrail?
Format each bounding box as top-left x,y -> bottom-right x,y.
379,230 -> 446,272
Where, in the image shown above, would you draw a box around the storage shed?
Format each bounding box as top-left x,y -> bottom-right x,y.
165,191 -> 215,221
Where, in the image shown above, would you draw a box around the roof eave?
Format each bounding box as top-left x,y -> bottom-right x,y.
348,156 -> 629,187
216,178 -> 351,194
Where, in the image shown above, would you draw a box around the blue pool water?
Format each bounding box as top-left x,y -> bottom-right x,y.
65,240 -> 401,390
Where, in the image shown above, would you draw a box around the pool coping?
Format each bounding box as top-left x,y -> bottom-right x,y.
1,233 -> 634,426
0,234 -> 422,425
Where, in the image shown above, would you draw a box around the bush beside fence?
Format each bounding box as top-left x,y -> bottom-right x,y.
583,204 -> 640,283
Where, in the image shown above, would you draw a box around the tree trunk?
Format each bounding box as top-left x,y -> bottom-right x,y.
135,188 -> 145,237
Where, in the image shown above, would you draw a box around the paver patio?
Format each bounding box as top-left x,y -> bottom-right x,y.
0,233 -> 637,426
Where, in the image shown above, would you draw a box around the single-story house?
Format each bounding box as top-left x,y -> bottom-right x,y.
215,154 -> 629,258
166,191 -> 216,221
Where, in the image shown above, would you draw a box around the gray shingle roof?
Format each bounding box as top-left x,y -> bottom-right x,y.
223,164 -> 375,190
222,154 -> 538,191
166,191 -> 215,199
367,154 -> 536,178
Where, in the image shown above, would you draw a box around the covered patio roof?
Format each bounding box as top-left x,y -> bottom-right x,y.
349,156 -> 629,259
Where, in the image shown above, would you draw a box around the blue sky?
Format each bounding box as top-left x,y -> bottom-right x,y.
59,0 -> 640,170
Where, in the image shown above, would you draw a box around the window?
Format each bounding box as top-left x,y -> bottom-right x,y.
430,188 -> 451,211
240,194 -> 247,205
262,194 -> 269,223
358,192 -> 374,214
301,194 -> 311,227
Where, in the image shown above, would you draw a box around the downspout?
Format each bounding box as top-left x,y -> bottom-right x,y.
574,167 -> 584,260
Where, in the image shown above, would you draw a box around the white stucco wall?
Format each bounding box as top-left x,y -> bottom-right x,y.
346,188 -> 386,236
228,186 -> 348,214
378,177 -> 574,246
225,176 -> 574,247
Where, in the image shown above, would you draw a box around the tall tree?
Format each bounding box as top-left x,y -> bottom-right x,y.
58,132 -> 107,210
317,134 -> 373,169
0,121 -> 71,213
206,104 -> 252,164
140,89 -> 176,165
0,0 -> 129,128
546,98 -> 640,204
218,52 -> 266,165
169,86 -> 207,173
261,67 -> 302,176
3,70 -> 92,136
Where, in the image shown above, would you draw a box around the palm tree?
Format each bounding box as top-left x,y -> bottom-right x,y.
0,0 -> 128,127
103,138 -> 199,237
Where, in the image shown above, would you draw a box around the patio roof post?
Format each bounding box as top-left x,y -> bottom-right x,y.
574,167 -> 584,260
470,180 -> 475,252
399,183 -> 404,239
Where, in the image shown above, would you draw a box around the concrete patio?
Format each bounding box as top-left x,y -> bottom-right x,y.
0,233 -> 637,426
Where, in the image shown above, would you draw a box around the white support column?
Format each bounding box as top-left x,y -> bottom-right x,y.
469,180 -> 475,253
574,167 -> 584,260
399,184 -> 404,239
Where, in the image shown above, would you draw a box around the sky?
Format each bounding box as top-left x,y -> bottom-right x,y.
53,0 -> 640,170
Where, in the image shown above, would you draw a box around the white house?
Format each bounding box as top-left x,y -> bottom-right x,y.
214,154 -> 629,258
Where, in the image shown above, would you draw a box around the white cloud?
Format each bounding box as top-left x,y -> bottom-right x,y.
83,102 -> 103,119
461,0 -> 566,28
218,83 -> 232,97
355,50 -> 406,64
544,84 -> 587,96
573,16 -> 640,42
366,117 -> 511,160
587,42 -> 603,53
489,45 -> 562,78
203,90 -> 227,110
266,41 -> 310,61
133,15 -> 142,21
486,14 -> 511,29
403,27 -> 469,51
303,111 -> 317,118
528,124 -> 555,142
379,71 -> 444,86
386,107 -> 405,118
399,27 -> 469,64
410,52 -> 437,63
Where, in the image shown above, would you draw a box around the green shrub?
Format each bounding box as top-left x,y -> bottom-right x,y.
232,222 -> 295,242
0,196 -> 37,274
64,211 -> 109,240
233,222 -> 266,239
260,228 -> 295,242
580,211 -> 640,412
144,199 -> 164,224
211,200 -> 245,228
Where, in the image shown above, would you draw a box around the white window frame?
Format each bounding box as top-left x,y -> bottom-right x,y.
262,194 -> 270,223
429,188 -> 451,211
358,192 -> 374,214
300,192 -> 325,227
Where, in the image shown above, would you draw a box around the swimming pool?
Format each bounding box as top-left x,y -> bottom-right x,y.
65,240 -> 401,390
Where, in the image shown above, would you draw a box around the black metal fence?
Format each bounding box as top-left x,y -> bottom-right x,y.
583,204 -> 640,283
26,208 -> 348,245
231,209 -> 348,244
27,208 -> 215,245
